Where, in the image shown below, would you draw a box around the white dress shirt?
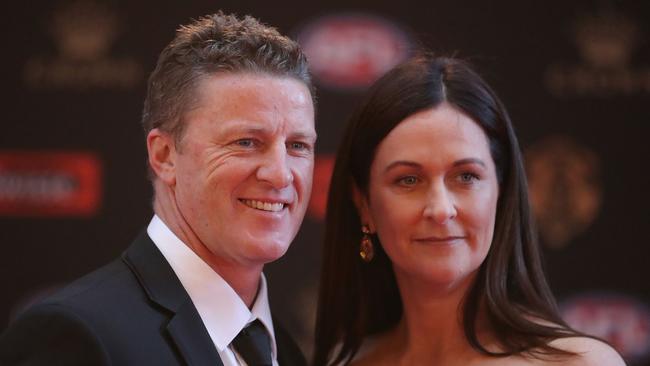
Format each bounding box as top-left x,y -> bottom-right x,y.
147,215 -> 279,366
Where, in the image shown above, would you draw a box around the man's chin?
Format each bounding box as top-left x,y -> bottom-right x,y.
236,237 -> 291,265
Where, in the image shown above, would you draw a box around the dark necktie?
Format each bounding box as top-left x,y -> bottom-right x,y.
231,319 -> 273,366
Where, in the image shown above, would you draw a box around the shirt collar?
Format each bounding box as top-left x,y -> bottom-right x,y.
147,215 -> 277,357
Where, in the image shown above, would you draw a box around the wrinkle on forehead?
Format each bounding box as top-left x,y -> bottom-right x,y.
191,72 -> 312,111
182,72 -> 315,136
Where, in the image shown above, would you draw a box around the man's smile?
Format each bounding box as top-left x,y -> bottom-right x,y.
240,199 -> 287,212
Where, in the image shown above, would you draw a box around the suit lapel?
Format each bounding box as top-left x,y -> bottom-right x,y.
122,231 -> 223,366
167,301 -> 224,366
273,317 -> 307,366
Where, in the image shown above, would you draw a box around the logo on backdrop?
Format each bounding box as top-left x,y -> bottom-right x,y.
0,151 -> 102,217
525,136 -> 601,248
307,155 -> 334,220
23,0 -> 143,89
561,293 -> 650,362
297,14 -> 411,90
544,11 -> 650,97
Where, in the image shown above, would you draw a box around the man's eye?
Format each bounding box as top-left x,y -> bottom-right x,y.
235,139 -> 255,147
288,141 -> 308,151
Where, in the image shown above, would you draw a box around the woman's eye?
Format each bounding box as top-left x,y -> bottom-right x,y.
398,176 -> 419,186
458,172 -> 479,183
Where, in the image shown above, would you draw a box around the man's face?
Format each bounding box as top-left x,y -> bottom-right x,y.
171,73 -> 315,268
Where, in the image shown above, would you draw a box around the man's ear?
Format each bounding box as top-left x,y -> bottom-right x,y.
147,128 -> 177,186
351,183 -> 376,232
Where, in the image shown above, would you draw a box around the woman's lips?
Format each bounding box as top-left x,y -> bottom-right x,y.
413,236 -> 465,244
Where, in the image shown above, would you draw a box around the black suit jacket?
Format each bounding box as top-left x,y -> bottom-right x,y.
0,231 -> 306,366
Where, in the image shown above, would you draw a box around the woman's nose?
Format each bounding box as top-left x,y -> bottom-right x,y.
422,183 -> 457,224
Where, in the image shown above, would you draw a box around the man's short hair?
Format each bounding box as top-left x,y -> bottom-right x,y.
141,12 -> 312,145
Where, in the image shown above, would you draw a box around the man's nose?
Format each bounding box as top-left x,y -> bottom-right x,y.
256,143 -> 293,189
422,183 -> 457,224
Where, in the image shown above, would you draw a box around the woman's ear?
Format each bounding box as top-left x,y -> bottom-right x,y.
352,184 -> 376,232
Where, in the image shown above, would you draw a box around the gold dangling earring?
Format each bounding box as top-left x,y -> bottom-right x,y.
360,225 -> 374,262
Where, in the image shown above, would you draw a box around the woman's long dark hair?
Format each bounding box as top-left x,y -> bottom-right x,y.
313,54 -> 582,366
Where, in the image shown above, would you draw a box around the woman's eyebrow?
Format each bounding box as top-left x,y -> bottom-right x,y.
384,160 -> 421,173
384,158 -> 486,174
453,158 -> 486,168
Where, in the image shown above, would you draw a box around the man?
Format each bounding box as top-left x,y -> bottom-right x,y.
0,12 -> 315,366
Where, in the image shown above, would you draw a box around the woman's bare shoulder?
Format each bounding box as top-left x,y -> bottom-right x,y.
545,336 -> 626,366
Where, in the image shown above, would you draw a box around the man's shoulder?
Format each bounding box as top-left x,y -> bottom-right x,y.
5,232 -> 155,334
37,231 -> 159,314
12,253 -> 149,333
0,257 -> 137,366
0,234 -> 185,365
44,257 -> 137,308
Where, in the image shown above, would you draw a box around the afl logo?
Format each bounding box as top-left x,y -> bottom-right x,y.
561,293 -> 650,362
297,14 -> 411,90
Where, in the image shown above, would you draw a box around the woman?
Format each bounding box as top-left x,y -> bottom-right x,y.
313,55 -> 624,365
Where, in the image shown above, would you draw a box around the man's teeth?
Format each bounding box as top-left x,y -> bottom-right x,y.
242,199 -> 285,212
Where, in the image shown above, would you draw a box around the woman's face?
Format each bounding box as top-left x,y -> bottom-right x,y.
356,103 -> 499,292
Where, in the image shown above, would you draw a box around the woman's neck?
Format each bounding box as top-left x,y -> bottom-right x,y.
384,270 -> 492,365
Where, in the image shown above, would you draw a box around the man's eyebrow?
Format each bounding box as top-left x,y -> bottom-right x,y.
290,131 -> 318,141
217,121 -> 266,132
219,124 -> 317,141
384,161 -> 421,173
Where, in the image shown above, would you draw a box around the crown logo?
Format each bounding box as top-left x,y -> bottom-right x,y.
50,0 -> 119,61
23,0 -> 142,89
543,9 -> 648,97
573,12 -> 638,70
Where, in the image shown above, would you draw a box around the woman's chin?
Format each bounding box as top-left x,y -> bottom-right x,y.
396,264 -> 479,294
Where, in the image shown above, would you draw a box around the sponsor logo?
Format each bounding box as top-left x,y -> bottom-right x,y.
307,155 -> 334,220
23,0 -> 143,89
297,14 -> 410,90
525,136 -> 601,248
544,11 -> 650,97
0,151 -> 102,217
561,293 -> 650,362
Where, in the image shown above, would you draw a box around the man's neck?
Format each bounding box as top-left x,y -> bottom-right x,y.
152,185 -> 262,308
